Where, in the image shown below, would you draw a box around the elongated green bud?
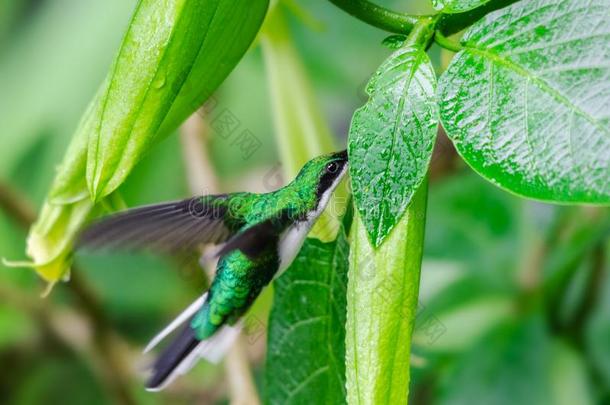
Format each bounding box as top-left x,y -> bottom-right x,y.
346,180 -> 427,404
18,0 -> 269,284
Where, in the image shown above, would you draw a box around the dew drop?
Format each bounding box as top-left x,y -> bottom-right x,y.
154,75 -> 166,89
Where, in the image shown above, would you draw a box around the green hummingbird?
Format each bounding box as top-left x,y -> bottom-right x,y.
79,150 -> 348,390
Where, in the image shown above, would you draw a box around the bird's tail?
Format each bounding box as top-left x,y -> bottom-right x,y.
144,293 -> 241,391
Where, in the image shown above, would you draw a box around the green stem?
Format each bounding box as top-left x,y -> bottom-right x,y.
327,0 -> 423,34
434,30 -> 462,52
404,16 -> 437,48
328,0 -> 520,36
437,0 -> 521,35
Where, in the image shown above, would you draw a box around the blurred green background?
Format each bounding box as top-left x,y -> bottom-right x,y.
0,1 -> 608,404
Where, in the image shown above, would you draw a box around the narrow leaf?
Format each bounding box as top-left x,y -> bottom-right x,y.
346,180 -> 427,404
349,45 -> 437,247
266,231 -> 349,404
438,0 -> 610,203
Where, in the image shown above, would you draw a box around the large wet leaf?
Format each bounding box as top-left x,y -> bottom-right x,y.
349,45 -> 437,247
439,0 -> 610,203
265,231 -> 349,404
346,181 -> 427,404
432,0 -> 490,13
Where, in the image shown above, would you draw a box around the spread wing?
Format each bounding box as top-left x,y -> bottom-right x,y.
78,194 -> 248,253
214,208 -> 296,259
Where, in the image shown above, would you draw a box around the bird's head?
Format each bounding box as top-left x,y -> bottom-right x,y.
291,150 -> 348,207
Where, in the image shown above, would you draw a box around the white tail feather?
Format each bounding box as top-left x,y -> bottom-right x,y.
145,323 -> 242,392
143,294 -> 206,354
196,322 -> 241,364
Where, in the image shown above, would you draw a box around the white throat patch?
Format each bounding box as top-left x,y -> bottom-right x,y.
276,165 -> 347,275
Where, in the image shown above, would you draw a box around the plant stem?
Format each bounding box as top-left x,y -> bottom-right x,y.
403,16 -> 436,48
180,112 -> 219,194
434,30 -> 462,52
327,0 -> 422,34
0,181 -> 35,228
328,0 -> 520,36
224,335 -> 261,405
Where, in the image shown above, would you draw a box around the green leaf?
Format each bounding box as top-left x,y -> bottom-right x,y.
441,322 -> 595,405
349,45 -> 437,247
438,0 -> 610,204
84,0 -> 269,200
541,210 -> 609,301
432,0 -> 490,13
346,180 -> 427,404
265,231 -> 349,404
381,35 -> 407,50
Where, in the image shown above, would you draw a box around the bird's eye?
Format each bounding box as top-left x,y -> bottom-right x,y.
326,161 -> 339,173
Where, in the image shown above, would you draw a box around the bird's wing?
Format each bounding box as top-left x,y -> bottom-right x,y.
214,208 -> 295,259
78,194 -> 249,253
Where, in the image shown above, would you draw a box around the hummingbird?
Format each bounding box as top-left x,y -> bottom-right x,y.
79,150 -> 348,390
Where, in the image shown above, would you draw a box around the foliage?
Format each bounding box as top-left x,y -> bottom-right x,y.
349,38 -> 437,247
266,230 -> 349,404
439,0 -> 610,203
0,0 -> 608,404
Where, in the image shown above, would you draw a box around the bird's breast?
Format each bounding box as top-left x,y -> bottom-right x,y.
275,220 -> 311,278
